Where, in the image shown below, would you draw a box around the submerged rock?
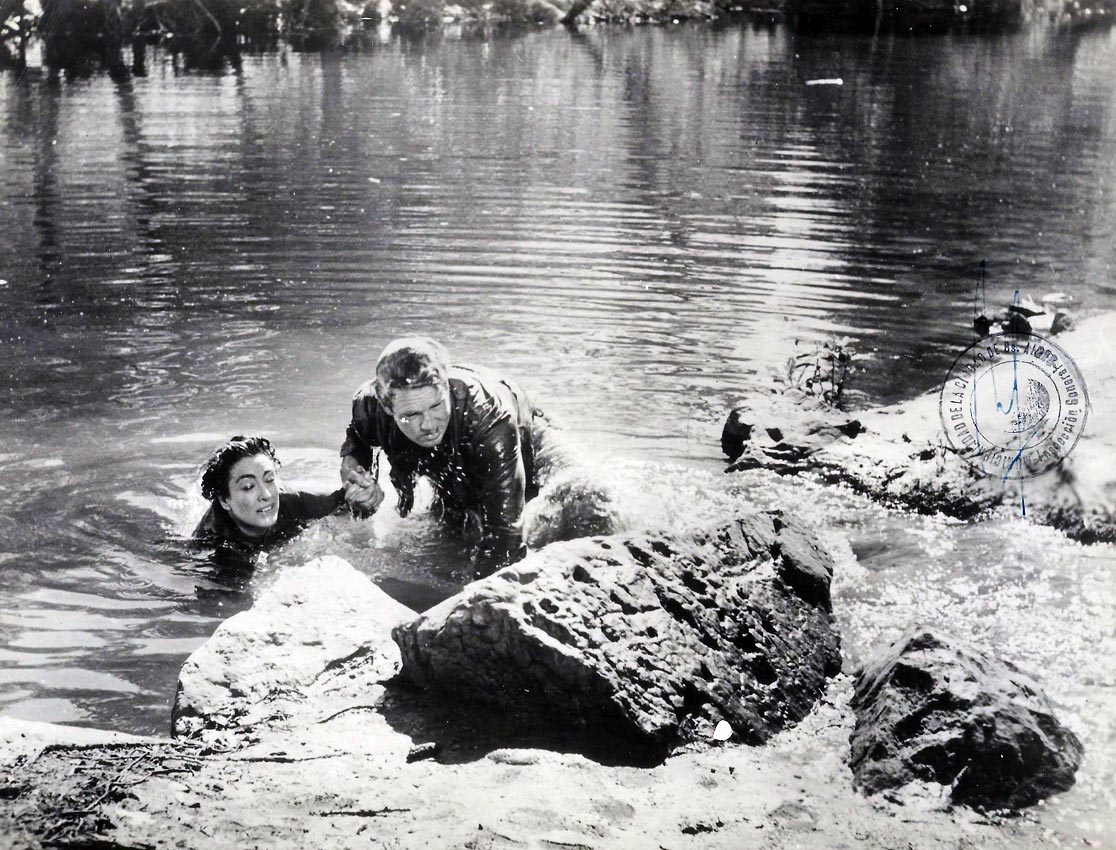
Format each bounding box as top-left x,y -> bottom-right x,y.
393,510 -> 841,757
526,411 -> 622,548
723,312 -> 1116,543
525,473 -> 620,549
849,626 -> 1083,810
173,555 -> 415,740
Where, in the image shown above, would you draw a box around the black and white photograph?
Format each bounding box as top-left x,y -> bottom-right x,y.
0,1 -> 1113,846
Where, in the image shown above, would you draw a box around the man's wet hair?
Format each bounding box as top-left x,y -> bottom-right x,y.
374,337 -> 451,411
199,436 -> 279,502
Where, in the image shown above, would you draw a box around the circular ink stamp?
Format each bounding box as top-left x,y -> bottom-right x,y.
939,333 -> 1088,479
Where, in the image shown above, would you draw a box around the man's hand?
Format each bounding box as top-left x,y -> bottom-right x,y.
340,456 -> 384,515
340,454 -> 366,485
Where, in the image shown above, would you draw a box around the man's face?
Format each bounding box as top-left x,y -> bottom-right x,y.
390,384 -> 451,448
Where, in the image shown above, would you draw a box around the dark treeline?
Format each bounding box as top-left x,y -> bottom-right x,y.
0,0 -> 1112,74
1,0 -> 370,73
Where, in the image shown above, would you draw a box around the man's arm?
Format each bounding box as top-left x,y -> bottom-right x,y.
340,387 -> 387,514
471,418 -> 528,577
340,386 -> 380,472
341,386 -> 414,515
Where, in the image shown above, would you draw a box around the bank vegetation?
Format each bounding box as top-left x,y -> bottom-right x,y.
1,0 -> 1112,73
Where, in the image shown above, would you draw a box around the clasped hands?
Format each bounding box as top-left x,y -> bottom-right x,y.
340,455 -> 385,515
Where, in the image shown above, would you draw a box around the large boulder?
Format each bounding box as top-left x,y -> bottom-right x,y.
393,510 -> 841,757
723,312 -> 1116,543
173,555 -> 415,740
849,626 -> 1083,810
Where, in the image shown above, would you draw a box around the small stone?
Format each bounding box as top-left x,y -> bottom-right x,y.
406,742 -> 440,763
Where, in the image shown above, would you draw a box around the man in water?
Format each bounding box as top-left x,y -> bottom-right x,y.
340,337 -> 539,578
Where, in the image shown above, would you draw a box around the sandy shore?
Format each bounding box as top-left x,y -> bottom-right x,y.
0,666 -> 1093,850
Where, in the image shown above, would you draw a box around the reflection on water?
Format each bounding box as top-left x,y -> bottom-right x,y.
0,24 -> 1114,837
3,28 -> 1115,441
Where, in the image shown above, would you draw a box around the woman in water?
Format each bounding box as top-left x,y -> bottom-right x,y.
193,435 -> 357,559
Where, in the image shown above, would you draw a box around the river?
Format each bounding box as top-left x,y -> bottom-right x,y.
1,20 -> 1115,843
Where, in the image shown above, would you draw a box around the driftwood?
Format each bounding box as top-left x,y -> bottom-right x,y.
1,740 -> 203,847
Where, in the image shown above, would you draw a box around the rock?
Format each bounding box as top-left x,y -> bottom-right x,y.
526,411 -> 622,548
525,472 -> 620,549
2,594 -> 1099,849
723,312 -> 1116,544
849,626 -> 1083,810
720,392 -> 864,468
172,555 -> 415,740
393,510 -> 841,757
723,390 -> 1005,519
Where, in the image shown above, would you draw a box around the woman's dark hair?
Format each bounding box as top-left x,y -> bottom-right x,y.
199,436 -> 279,503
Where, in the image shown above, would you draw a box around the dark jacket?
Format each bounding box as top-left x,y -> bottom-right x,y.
340,365 -> 538,576
191,488 -> 345,560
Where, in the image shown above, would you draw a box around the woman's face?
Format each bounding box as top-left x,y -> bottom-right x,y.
218,453 -> 280,536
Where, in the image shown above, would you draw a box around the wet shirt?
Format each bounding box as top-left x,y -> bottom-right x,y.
341,365 -> 537,576
191,488 -> 345,562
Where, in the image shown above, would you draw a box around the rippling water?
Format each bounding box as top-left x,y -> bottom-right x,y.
1,23 -> 1115,838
